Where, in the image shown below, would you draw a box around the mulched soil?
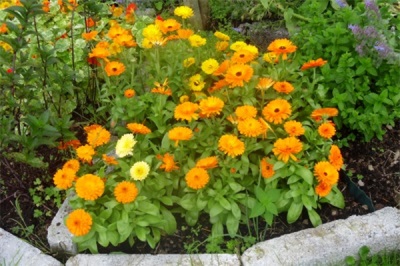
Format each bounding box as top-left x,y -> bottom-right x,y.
0,121 -> 399,256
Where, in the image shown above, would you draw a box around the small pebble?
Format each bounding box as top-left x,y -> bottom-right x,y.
368,165 -> 374,171
358,180 -> 365,187
331,210 -> 338,216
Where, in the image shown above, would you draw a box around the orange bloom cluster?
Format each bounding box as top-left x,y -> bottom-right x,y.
301,58 -> 327,71
272,137 -> 303,163
314,161 -> 340,197
66,209 -> 92,236
185,167 -> 210,190
157,153 -> 179,172
127,123 -> 152,135
218,134 -> 245,158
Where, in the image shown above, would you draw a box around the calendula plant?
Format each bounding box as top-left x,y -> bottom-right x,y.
51,2 -> 346,253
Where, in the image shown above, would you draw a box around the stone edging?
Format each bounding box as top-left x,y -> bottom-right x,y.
1,207 -> 399,265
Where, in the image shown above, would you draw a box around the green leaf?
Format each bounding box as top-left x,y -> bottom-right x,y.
301,195 -> 315,210
135,226 -> 148,242
137,202 -> 159,216
249,202 -> 265,218
307,208 -> 322,227
161,208 -> 177,234
226,214 -> 239,237
185,210 -> 199,226
107,230 -> 120,246
295,165 -> 314,185
209,203 -> 224,218
324,187 -> 345,209
230,201 -> 241,219
98,231 -> 109,247
273,161 -> 285,170
180,194 -> 196,210
287,201 -> 303,224
219,197 -> 231,211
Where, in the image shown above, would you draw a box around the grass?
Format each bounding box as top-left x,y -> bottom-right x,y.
344,246 -> 400,266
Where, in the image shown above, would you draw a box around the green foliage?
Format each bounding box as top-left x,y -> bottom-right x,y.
345,245 -> 400,266
288,0 -> 400,141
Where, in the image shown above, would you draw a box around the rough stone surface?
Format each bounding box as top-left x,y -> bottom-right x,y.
47,199 -> 78,256
241,207 -> 400,266
66,254 -> 240,266
0,227 -> 62,266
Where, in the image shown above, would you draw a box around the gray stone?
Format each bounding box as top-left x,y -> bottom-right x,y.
47,199 -> 78,256
0,227 -> 62,266
66,254 -> 240,266
241,207 -> 400,266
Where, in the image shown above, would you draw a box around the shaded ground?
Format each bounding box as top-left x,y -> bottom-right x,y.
0,121 -> 399,256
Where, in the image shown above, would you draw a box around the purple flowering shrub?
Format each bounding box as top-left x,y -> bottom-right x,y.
291,0 -> 400,142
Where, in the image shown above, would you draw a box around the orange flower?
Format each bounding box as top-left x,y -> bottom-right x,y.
159,19 -> 181,34
272,137 -> 303,163
273,81 -> 294,94
237,118 -> 264,138
168,127 -> 193,146
58,139 -> 81,150
260,158 -> 275,178
216,41 -> 229,51
62,159 -> 80,173
102,154 -> 118,165
42,0 -> 50,12
267,38 -> 297,55
256,77 -> 275,90
124,89 -> 135,98
311,108 -> 339,121
105,61 -> 125,76
174,102 -> 199,121
53,168 -> 75,190
185,167 -> 210,190
75,174 -> 105,201
231,49 -> 256,64
89,43 -> 110,59
86,125 -> 111,148
318,122 -> 336,139
284,120 -> 305,137
151,79 -> 172,96
225,64 -> 254,88
76,144 -> 95,163
114,181 -> 138,204
235,105 -> 257,121
177,29 -> 194,39
66,209 -> 92,236
301,58 -> 327,71
209,79 -> 230,93
314,161 -> 339,185
127,123 -> 151,134
213,60 -> 230,76
315,182 -> 332,197
218,134 -> 245,158
86,17 -> 96,28
329,145 -> 343,170
199,96 -> 224,118
195,156 -> 218,169
82,31 -> 98,41
262,99 -> 292,124
157,153 -> 179,172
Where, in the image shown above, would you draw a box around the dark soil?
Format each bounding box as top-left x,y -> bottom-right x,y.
1,121 -> 399,256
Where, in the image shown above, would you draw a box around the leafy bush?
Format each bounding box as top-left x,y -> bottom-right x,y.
287,0 -> 400,142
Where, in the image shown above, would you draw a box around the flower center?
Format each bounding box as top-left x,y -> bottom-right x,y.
236,72 -> 242,77
274,108 -> 280,113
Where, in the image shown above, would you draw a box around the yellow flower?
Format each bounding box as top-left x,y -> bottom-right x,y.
105,61 -> 125,76
189,74 -> 205,91
188,34 -> 206,47
195,156 -> 219,169
115,133 -> 137,158
114,181 -> 138,204
199,96 -> 224,118
174,101 -> 199,122
262,99 -> 292,124
230,41 -> 247,51
127,123 -> 152,134
284,120 -> 305,137
174,6 -> 194,19
183,57 -> 196,67
272,137 -> 303,163
130,161 -> 150,181
143,24 -> 162,39
314,161 -> 339,185
201,58 -> 219,74
185,167 -> 210,190
216,41 -> 230,51
218,134 -> 245,158
237,118 -> 264,137
66,209 -> 92,236
214,31 -> 230,41
53,168 -> 75,190
168,127 -> 193,146
76,144 -> 95,163
75,174 -> 105,201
